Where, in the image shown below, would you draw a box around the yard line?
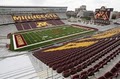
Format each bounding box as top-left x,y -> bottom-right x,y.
22,34 -> 32,44
23,34 -> 33,44
27,33 -> 36,43
33,32 -> 42,40
30,32 -> 41,42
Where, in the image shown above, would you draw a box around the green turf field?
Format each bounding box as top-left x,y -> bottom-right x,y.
10,25 -> 96,51
22,26 -> 86,44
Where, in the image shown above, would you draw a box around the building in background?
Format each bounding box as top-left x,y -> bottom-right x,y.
75,5 -> 86,14
66,11 -> 76,18
76,5 -> 94,20
111,11 -> 120,20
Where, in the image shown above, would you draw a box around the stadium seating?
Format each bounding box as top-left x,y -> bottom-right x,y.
44,41 -> 98,52
14,19 -> 65,31
11,13 -> 65,31
15,23 -> 24,30
71,24 -> 98,31
29,22 -> 36,28
0,13 -> 66,33
22,23 -> 31,30
56,13 -> 67,20
33,28 -> 120,79
15,20 -> 65,31
97,61 -> 120,79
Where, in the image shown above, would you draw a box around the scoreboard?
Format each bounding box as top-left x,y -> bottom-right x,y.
94,6 -> 113,25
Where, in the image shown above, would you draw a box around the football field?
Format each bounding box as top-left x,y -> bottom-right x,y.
10,25 -> 95,51
22,26 -> 86,44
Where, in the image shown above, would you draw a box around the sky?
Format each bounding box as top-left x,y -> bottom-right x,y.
0,0 -> 120,11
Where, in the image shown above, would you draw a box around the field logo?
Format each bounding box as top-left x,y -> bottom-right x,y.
15,34 -> 27,48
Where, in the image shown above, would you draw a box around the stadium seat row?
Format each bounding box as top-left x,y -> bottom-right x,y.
33,29 -> 120,79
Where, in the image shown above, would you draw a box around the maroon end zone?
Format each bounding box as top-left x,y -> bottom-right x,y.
14,34 -> 27,48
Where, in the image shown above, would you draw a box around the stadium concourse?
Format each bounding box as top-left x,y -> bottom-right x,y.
0,6 -> 120,79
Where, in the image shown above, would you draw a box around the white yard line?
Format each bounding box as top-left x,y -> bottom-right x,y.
34,32 -> 42,39
14,30 -> 93,50
31,32 -> 40,41
25,34 -> 33,44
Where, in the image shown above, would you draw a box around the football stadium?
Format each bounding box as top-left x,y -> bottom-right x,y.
0,5 -> 120,79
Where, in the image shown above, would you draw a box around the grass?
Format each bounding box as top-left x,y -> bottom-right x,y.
9,35 -> 14,51
10,25 -> 96,51
21,26 -> 86,45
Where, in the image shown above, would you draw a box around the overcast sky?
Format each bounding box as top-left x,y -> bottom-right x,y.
0,0 -> 120,11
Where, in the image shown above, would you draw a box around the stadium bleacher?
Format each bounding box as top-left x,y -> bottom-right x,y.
12,13 -> 65,31
56,13 -> 67,19
33,28 -> 120,79
0,13 -> 66,39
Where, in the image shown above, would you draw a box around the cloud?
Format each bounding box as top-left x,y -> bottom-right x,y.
0,0 -> 119,11
0,0 -> 33,6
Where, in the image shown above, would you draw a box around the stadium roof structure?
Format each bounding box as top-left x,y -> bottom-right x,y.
0,6 -> 67,8
0,6 -> 68,14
